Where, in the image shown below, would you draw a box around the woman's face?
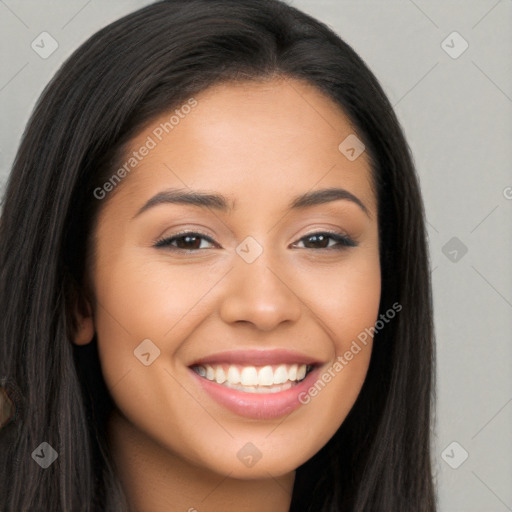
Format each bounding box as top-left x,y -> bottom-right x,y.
78,77 -> 380,478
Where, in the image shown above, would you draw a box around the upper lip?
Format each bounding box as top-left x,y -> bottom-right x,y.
189,349 -> 323,367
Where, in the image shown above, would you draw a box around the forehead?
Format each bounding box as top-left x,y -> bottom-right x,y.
103,77 -> 376,218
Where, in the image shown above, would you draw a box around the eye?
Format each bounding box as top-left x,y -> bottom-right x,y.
154,231 -> 217,251
292,231 -> 357,251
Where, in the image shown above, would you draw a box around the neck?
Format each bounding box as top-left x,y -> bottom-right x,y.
106,408 -> 295,512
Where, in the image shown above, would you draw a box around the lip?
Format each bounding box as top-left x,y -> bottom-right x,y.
189,363 -> 323,420
189,348 -> 324,367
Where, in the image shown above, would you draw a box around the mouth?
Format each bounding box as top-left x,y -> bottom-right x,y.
187,349 -> 324,419
190,362 -> 316,394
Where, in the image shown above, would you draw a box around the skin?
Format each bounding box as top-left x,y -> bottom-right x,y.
73,77 -> 381,512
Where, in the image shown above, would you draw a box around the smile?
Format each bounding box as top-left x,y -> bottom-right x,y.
191,363 -> 313,393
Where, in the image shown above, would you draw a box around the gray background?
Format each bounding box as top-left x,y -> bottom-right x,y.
1,1 -> 511,510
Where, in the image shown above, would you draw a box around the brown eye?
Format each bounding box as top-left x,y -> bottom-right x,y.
154,232 -> 217,251
294,232 -> 357,250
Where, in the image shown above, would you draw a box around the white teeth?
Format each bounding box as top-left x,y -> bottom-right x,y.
215,366 -> 226,384
273,365 -> 288,384
240,366 -> 258,386
227,366 -> 240,384
193,363 -> 311,390
258,365 -> 273,386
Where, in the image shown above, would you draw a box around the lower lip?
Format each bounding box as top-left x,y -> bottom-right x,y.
189,366 -> 321,420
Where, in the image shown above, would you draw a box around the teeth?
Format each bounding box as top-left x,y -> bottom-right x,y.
296,364 -> 307,381
227,366 -> 240,384
193,363 -> 311,389
215,366 -> 226,384
258,365 -> 273,386
240,366 -> 259,386
205,365 -> 215,381
273,365 -> 288,384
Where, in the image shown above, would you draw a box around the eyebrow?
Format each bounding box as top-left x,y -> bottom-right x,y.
132,186 -> 369,219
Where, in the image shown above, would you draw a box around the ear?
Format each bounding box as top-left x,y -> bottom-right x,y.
68,273 -> 95,346
73,294 -> 95,346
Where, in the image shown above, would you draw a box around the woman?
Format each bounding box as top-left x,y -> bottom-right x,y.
0,0 -> 436,510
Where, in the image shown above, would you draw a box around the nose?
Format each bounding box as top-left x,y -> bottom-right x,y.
218,252 -> 302,331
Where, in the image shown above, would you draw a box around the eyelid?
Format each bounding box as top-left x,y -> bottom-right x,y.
300,227 -> 352,240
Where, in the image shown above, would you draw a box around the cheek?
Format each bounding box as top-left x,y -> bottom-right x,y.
91,252 -> 224,461
290,248 -> 381,443
93,252 -> 218,340
299,247 -> 382,345
91,251 -> 228,391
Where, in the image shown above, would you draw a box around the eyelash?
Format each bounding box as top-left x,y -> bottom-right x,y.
153,230 -> 357,252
